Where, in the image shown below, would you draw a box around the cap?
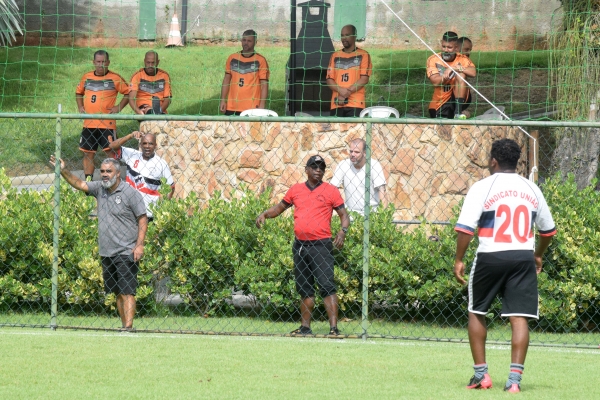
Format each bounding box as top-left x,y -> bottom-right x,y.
306,155 -> 326,169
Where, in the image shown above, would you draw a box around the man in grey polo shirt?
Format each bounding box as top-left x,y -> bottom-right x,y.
50,156 -> 148,331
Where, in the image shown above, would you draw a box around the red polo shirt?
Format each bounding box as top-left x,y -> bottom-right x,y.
282,181 -> 344,241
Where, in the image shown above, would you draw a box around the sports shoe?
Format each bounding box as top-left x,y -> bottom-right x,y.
290,325 -> 312,336
504,383 -> 521,393
454,113 -> 468,120
328,326 -> 342,336
466,373 -> 493,389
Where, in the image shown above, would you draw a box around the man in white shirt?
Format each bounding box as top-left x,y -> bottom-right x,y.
330,138 -> 388,215
109,131 -> 175,221
454,138 -> 556,393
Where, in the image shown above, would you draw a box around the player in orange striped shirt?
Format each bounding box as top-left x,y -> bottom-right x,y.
129,51 -> 172,115
426,31 -> 476,119
76,50 -> 130,180
219,29 -> 270,115
326,25 -> 373,117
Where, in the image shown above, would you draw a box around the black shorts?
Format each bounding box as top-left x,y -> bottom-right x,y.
429,92 -> 472,119
101,254 -> 139,295
468,250 -> 538,319
330,107 -> 363,117
79,128 -> 116,152
293,239 -> 336,298
224,110 -> 242,116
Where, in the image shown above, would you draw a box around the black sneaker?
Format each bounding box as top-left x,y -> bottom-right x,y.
290,325 -> 312,336
328,326 -> 343,337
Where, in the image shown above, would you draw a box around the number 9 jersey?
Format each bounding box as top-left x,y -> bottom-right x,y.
455,173 -> 557,253
76,70 -> 130,129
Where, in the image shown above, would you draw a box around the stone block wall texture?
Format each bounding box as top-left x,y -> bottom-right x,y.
140,121 -> 526,221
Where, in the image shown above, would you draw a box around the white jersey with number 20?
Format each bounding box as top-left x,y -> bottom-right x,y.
455,173 -> 557,253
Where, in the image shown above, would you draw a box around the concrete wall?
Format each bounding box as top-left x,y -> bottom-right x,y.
20,0 -> 562,50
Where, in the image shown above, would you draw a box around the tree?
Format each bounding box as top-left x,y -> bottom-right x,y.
0,0 -> 23,46
551,1 -> 600,189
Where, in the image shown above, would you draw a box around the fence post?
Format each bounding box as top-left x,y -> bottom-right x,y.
361,122 -> 372,340
51,105 -> 62,330
528,130 -> 539,182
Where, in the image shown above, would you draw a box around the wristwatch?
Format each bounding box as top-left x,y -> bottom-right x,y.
341,227 -> 349,234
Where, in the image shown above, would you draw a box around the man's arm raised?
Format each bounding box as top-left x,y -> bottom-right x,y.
49,155 -> 89,193
108,130 -> 142,153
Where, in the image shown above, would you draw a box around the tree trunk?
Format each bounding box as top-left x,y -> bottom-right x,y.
552,128 -> 600,189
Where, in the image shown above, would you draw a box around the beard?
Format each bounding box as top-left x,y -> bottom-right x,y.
442,52 -> 456,62
101,175 -> 117,189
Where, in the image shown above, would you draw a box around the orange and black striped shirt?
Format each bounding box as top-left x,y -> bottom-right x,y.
326,48 -> 372,109
130,68 -> 172,111
224,52 -> 270,112
76,70 -> 130,129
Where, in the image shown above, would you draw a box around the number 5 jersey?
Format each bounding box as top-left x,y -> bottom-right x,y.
455,173 -> 557,253
224,52 -> 270,112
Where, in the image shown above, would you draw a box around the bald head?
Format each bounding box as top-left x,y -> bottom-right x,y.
144,51 -> 160,75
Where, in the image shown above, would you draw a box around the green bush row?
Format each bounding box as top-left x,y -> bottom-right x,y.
1,168 -> 598,332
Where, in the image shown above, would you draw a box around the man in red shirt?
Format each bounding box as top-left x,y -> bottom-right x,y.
256,155 -> 350,336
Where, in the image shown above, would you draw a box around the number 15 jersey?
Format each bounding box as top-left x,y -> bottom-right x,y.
326,48 -> 372,110
455,173 -> 557,253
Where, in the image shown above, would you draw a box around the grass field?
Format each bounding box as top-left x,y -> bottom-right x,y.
1,327 -> 598,399
0,45 -> 552,175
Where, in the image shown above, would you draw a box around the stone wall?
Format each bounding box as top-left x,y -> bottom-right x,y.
140,121 -> 526,221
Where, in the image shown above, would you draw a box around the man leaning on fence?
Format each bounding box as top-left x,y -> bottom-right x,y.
330,138 -> 388,215
256,155 -> 350,337
453,139 -> 556,393
109,131 -> 175,221
49,156 -> 148,332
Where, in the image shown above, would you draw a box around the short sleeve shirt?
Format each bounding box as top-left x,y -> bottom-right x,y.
76,70 -> 130,129
130,68 -> 172,109
426,53 -> 474,111
117,147 -> 175,218
87,181 -> 146,257
282,182 -> 344,241
224,52 -> 270,112
455,173 -> 557,253
330,159 -> 386,214
326,48 -> 372,109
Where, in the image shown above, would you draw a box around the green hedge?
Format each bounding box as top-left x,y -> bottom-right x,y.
1,167 -> 599,332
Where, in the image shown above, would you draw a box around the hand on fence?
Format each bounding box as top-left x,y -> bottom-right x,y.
48,155 -> 65,170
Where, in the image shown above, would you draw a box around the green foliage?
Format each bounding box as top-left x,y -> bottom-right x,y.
1,168 -> 599,332
537,173 -> 600,331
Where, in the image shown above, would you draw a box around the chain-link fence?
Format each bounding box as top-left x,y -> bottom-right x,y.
2,113 -> 599,346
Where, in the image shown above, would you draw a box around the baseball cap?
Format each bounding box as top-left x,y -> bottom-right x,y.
306,155 -> 326,169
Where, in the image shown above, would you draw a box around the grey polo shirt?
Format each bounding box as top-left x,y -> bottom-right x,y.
87,181 -> 147,257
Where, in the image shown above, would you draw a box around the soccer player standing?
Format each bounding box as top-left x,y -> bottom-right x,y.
129,51 -> 172,115
219,29 -> 270,115
76,50 -> 130,181
454,139 -> 556,393
326,25 -> 372,117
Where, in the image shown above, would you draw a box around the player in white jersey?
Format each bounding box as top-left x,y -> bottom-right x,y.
330,138 -> 388,215
109,131 -> 175,220
454,139 -> 556,393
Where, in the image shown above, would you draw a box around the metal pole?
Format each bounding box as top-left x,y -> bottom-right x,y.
51,104 -> 62,330
290,0 -> 297,116
361,121 -> 372,340
181,0 -> 188,45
